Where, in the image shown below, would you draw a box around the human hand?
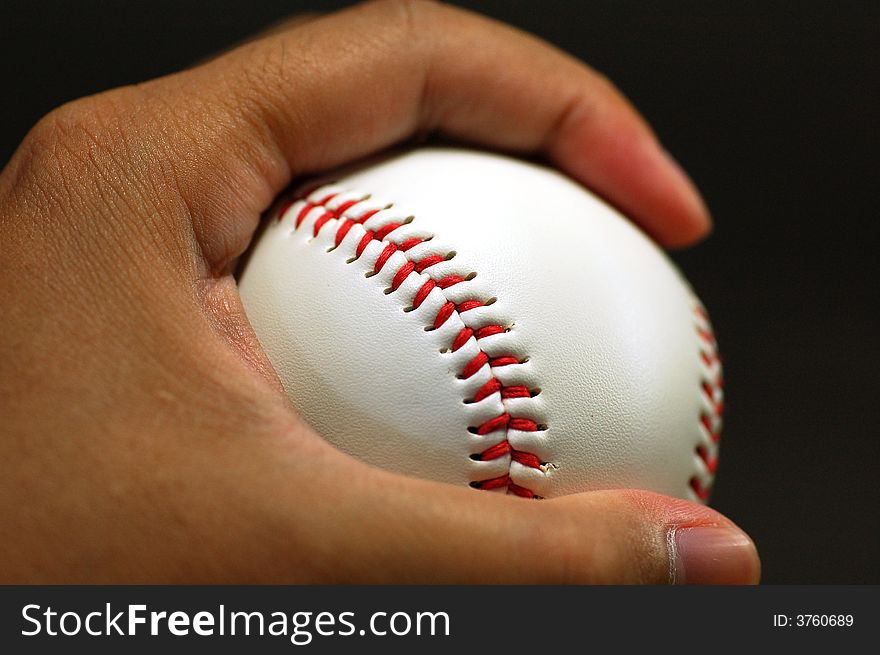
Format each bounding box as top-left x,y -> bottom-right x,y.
0,0 -> 758,583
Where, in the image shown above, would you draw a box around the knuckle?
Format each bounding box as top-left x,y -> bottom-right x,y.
6,90 -> 166,243
14,93 -> 143,204
26,95 -> 123,160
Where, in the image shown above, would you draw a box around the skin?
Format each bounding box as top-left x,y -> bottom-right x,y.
0,0 -> 758,583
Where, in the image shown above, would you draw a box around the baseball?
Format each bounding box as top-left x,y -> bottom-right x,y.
238,147 -> 723,501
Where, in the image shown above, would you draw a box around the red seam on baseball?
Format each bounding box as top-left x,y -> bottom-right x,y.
313,211 -> 334,237
433,302 -> 456,329
296,203 -> 313,229
437,275 -> 465,289
374,243 -> 398,274
375,222 -> 403,241
284,190 -> 722,503
479,440 -> 511,461
333,199 -> 360,216
412,280 -> 435,309
357,208 -> 381,224
276,198 -> 296,222
689,478 -> 711,501
452,328 -> 473,352
335,219 -> 355,246
356,232 -> 374,258
414,254 -> 445,272
511,450 -> 542,469
292,187 -> 552,499
692,304 -> 723,502
392,261 -> 415,291
460,352 -> 489,379
456,299 -> 484,313
475,325 -> 505,339
472,378 -> 502,402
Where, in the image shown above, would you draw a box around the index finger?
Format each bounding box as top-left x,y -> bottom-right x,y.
85,0 -> 713,257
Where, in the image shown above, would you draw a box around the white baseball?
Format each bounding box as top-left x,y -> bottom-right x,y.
238,148 -> 723,501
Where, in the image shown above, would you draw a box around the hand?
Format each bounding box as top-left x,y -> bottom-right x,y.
0,0 -> 757,583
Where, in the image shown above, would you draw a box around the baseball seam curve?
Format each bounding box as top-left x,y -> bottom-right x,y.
270,182 -> 721,502
279,184 -> 551,498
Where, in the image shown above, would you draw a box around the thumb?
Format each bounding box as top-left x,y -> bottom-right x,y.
222,432 -> 760,584
338,474 -> 762,584
550,490 -> 761,584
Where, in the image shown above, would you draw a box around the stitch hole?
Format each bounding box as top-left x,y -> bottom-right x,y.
445,251 -> 457,260
403,306 -> 415,313
468,481 -> 482,489
530,388 -> 542,397
467,426 -> 480,434
484,297 -> 497,306
365,271 -> 377,278
346,256 -> 358,264
439,347 -> 449,354
383,287 -> 394,295
465,272 -> 477,281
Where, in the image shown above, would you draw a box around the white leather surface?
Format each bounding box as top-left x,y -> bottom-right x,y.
238,148 -> 721,501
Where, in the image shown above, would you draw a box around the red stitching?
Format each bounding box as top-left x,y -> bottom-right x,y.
398,238 -> 423,251
456,299 -> 485,313
414,254 -> 445,272
374,242 -> 398,274
689,304 -> 723,501
289,189 -> 547,498
437,275 -> 465,289
501,386 -> 530,399
286,191 -> 719,502
275,198 -> 296,222
412,280 -> 435,310
356,232 -> 374,257
472,474 -> 534,498
433,302 -> 456,329
313,211 -> 335,237
375,222 -> 404,241
689,477 -> 712,501
474,441 -> 542,470
335,220 -> 355,246
700,414 -> 721,443
472,378 -> 502,403
460,352 -> 489,380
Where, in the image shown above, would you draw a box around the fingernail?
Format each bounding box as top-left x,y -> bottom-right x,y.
671,526 -> 760,584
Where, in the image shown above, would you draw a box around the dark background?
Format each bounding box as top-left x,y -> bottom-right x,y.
1,1 -> 877,583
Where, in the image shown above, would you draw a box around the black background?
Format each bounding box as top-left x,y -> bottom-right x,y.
1,1 -> 877,583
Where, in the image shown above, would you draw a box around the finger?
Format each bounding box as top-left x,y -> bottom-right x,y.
78,0 -> 710,267
204,426 -> 759,584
